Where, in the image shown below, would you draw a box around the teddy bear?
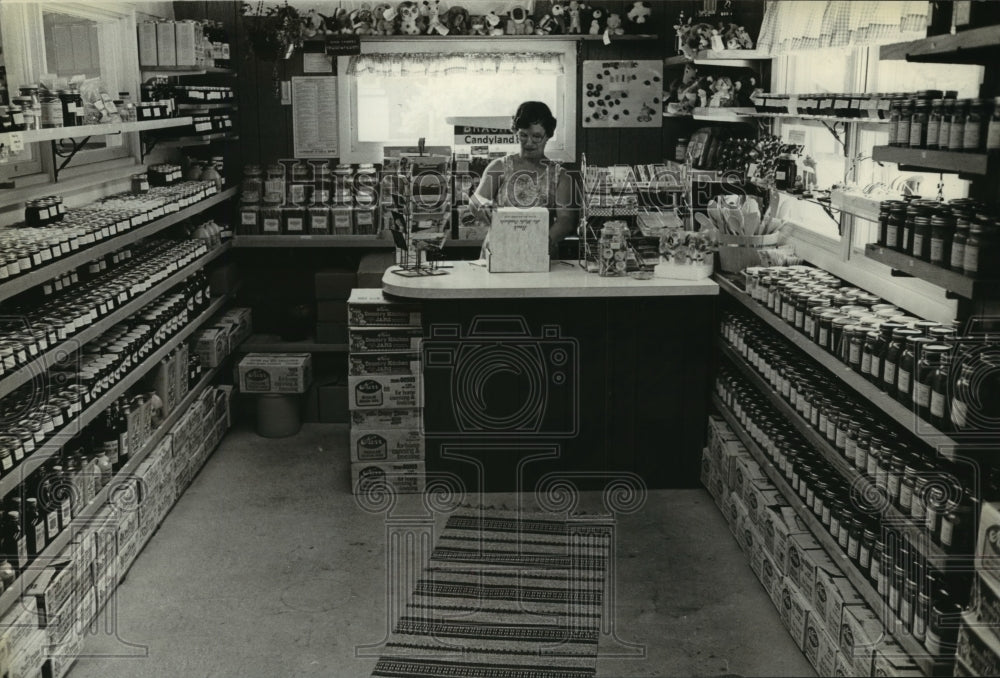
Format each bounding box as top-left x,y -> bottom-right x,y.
398,1 -> 424,34
469,14 -> 487,35
506,4 -> 534,35
424,0 -> 449,35
550,3 -> 567,33
567,0 -> 583,34
373,3 -> 397,34
445,6 -> 469,35
588,7 -> 604,35
681,22 -> 713,57
626,1 -> 651,27
485,11 -> 504,36
605,12 -> 624,36
350,6 -> 376,35
301,9 -> 325,37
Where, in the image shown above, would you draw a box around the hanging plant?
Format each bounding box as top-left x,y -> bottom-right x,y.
241,1 -> 305,61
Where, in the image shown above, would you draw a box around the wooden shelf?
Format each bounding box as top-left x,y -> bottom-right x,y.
752,111 -> 890,125
664,49 -> 771,68
0,344 -> 231,622
176,102 -> 238,112
0,243 -> 230,401
692,107 -> 757,122
232,235 -> 393,248
715,274 -> 962,453
864,244 -> 997,301
240,335 -> 347,354
158,132 -> 238,148
0,164 -> 144,209
718,340 -> 952,566
0,117 -> 194,148
712,395 -> 947,678
141,65 -> 236,75
0,292 -> 230,505
871,146 -> 990,176
0,187 -> 238,304
880,24 -> 1000,64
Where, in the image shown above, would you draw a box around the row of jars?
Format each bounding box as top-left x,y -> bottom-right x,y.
0,181 -> 215,284
0,278 -> 201,477
173,86 -> 234,103
24,196 -> 66,228
890,93 -> 1000,153
148,164 -> 183,187
239,204 -> 379,236
0,240 -> 208,379
721,312 -> 977,553
190,113 -> 233,136
877,197 -> 997,276
716,366 -> 970,657
241,163 -> 380,207
755,92 -> 902,119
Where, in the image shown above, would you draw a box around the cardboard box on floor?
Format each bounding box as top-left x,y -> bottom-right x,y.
838,604 -> 881,677
238,353 -> 313,393
351,408 -> 422,431
348,373 -> 422,410
350,428 -> 424,462
347,289 -> 421,328
349,327 -> 422,353
351,461 -> 425,494
813,568 -> 865,635
803,612 -> 840,677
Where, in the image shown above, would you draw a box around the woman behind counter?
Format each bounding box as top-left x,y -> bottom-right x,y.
469,101 -> 578,257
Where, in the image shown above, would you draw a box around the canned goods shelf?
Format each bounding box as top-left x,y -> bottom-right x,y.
0,187 -> 237,304
715,274 -> 965,455
718,340 -> 952,566
712,394 -> 953,678
0,243 -> 230,401
0,116 -> 194,149
864,244 -> 997,301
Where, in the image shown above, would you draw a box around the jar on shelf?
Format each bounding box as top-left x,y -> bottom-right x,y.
987,96 -> 1000,153
263,164 -> 286,206
895,98 -> 914,148
886,202 -> 906,251
39,89 -> 62,128
926,99 -> 944,149
908,98 -> 929,149
241,164 -> 263,205
929,211 -> 954,267
963,216 -> 986,276
938,98 -> 955,149
911,215 -> 931,260
963,98 -> 986,152
950,210 -> 970,272
947,99 -> 968,151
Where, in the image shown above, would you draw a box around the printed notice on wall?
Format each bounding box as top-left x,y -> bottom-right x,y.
292,76 -> 338,158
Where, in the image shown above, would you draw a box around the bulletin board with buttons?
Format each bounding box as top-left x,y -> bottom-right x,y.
582,60 -> 663,128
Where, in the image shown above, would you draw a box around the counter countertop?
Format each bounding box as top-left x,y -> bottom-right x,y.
382,261 -> 720,299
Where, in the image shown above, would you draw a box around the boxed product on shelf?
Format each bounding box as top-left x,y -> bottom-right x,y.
957,611 -> 1000,677
758,547 -> 784,610
350,408 -> 423,431
137,22 -> 159,66
0,597 -> 40,662
803,611 -> 840,677
735,509 -> 760,555
785,533 -> 839,603
194,327 -> 228,368
871,640 -> 922,677
348,372 -> 423,410
723,491 -> 747,539
351,460 -> 426,495
349,352 -> 421,376
347,289 -> 422,327
349,327 -> 423,353
731,456 -> 768,504
26,560 -> 78,629
743,479 -> 783,527
155,21 -> 177,66
977,502 -> 1000,589
838,605 -> 881,677
47,626 -> 82,678
971,573 -> 1000,641
315,269 -> 357,300
777,577 -> 812,651
9,629 -> 46,678
216,307 -> 253,346
759,505 -> 809,574
813,568 -> 865,635
349,428 -> 424,463
238,353 -> 313,393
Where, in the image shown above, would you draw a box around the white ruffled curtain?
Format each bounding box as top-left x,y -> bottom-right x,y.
346,52 -> 565,77
756,1 -> 928,55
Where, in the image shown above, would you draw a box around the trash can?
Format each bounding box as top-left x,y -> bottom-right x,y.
255,393 -> 301,438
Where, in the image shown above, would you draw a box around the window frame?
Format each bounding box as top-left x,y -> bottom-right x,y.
336,39 -> 577,164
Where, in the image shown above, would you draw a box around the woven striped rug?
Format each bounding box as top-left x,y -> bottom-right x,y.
371,510 -> 610,678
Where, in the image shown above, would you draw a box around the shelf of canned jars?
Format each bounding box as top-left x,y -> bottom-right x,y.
0,186 -> 236,304
714,274 -> 963,454
864,245 -> 997,301
710,395 -> 952,678
880,24 -> 1000,64
0,287 -> 230,507
716,340 -> 953,567
0,333 -> 232,622
0,241 -> 230,400
0,116 -> 195,151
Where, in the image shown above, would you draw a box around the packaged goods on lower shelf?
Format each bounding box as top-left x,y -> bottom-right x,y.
349,327 -> 423,353
27,561 -> 78,629
9,628 -> 46,678
759,505 -> 809,574
838,604 -> 881,677
47,626 -> 82,678
777,577 -> 812,651
350,428 -> 424,463
349,352 -> 421,377
348,373 -> 423,410
347,289 -> 421,327
957,612 -> 1000,678
238,353 -> 313,393
872,640 -> 922,677
803,610 -> 840,676
700,448 -> 716,492
735,510 -> 759,555
351,461 -> 425,495
0,597 -> 40,663
977,502 -> 1000,591
743,479 -> 783,527
785,533 -> 839,604
731,456 -> 768,505
758,547 -> 784,609
813,568 -> 865,635
723,491 -> 747,539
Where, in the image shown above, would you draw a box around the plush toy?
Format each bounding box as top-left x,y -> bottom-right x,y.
506,4 -> 534,35
445,6 -> 469,34
588,7 -> 604,35
735,25 -> 754,49
470,14 -> 487,35
373,3 -> 397,34
350,6 -> 376,35
605,12 -> 624,36
550,3 -> 567,33
485,11 -> 504,36
682,22 -> 713,56
425,0 -> 449,35
398,1 -> 423,34
535,14 -> 554,34
709,76 -> 734,107
626,1 -> 651,27
319,9 -> 349,34
567,0 -> 583,34
301,9 -> 325,37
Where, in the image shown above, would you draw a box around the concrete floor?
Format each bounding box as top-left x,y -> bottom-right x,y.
71,423 -> 814,678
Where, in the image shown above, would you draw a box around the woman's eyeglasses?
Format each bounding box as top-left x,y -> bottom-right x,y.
517,132 -> 547,143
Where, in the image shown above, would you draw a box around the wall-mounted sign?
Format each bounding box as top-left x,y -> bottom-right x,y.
325,34 -> 361,56
453,125 -> 517,146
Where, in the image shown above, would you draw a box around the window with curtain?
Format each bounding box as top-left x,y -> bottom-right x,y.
337,43 -> 576,163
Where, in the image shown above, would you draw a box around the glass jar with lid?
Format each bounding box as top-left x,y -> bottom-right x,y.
938,98 -> 955,149
929,211 -> 954,267
895,98 -> 914,147
262,164 -> 285,206
926,99 -> 944,149
987,96 -> 1000,152
909,98 -> 929,148
963,215 -> 988,276
947,99 -> 968,151
963,98 -> 986,152
884,328 -> 922,397
911,216 -> 931,260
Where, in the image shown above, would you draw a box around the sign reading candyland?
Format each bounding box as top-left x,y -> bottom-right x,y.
582,60 -> 663,128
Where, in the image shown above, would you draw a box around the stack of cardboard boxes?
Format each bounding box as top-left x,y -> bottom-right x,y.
1,386 -> 232,678
702,415 -> 924,677
959,503 -> 1000,675
193,307 -> 253,369
347,289 -> 425,495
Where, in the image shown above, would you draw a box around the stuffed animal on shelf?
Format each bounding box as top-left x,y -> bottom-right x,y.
398,1 -> 424,34
709,76 -> 734,107
470,15 -> 488,35
425,0 -> 449,35
506,4 -> 534,35
373,3 -> 398,34
588,7 -> 604,35
446,6 -> 469,35
605,12 -> 624,36
301,10 -> 325,37
550,3 -> 567,33
485,11 -> 504,35
626,1 -> 651,27
567,0 -> 583,34
319,8 -> 349,34
665,63 -> 702,115
535,13 -> 555,34
350,6 -> 376,35
735,25 -> 754,49
682,22 -> 713,56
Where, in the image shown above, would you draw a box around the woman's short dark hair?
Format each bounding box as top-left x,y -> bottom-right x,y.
512,101 -> 556,137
